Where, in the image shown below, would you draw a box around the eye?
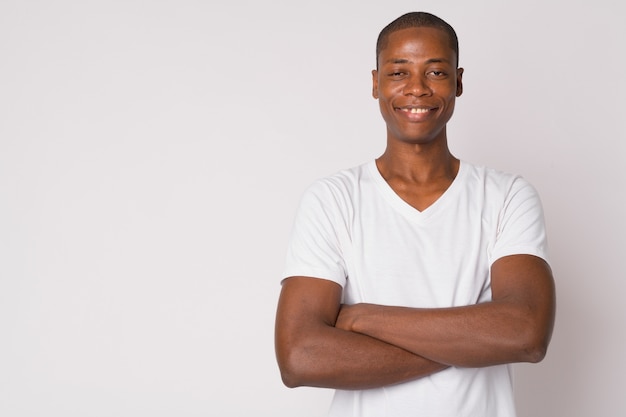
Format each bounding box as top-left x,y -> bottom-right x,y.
387,71 -> 407,80
428,70 -> 448,78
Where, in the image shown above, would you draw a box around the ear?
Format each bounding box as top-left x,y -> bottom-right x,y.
372,69 -> 379,99
456,67 -> 464,97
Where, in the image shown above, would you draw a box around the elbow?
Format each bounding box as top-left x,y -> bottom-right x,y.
511,303 -> 555,364
516,325 -> 551,364
276,346 -> 312,388
276,324 -> 330,388
280,368 -> 302,389
522,340 -> 548,363
277,355 -> 301,388
278,360 -> 317,389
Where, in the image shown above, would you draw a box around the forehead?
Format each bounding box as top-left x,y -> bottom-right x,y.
379,27 -> 455,65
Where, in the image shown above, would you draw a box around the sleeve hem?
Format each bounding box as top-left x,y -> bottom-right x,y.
489,247 -> 550,267
281,268 -> 346,287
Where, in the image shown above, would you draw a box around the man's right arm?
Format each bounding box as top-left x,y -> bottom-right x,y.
275,276 -> 447,390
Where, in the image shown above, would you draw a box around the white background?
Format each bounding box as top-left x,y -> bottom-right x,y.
1,0 -> 624,416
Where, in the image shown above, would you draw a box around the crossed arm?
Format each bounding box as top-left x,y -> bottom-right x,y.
274,254 -> 555,390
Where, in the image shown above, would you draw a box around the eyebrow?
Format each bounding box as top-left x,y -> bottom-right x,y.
384,57 -> 451,65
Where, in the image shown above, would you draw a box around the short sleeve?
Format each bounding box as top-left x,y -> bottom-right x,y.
281,180 -> 347,287
489,177 -> 550,265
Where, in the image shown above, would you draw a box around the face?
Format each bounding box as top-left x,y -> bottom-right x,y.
373,27 -> 463,146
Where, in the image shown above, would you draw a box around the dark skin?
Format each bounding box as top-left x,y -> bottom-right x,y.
373,26 -> 463,211
275,27 -> 556,389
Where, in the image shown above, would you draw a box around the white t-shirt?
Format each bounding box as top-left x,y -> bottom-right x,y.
282,160 -> 550,417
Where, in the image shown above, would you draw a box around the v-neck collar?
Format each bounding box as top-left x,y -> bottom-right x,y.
366,159 -> 466,224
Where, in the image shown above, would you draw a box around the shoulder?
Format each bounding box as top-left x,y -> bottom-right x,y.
462,161 -> 539,198
301,161 -> 372,202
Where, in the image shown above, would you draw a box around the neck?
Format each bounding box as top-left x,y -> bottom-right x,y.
376,140 -> 459,185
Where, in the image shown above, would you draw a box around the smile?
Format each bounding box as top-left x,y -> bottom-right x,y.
397,106 -> 436,114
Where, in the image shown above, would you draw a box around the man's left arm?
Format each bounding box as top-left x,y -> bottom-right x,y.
335,254 -> 556,368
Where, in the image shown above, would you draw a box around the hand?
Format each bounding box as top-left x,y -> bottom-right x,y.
335,303 -> 373,332
335,304 -> 355,331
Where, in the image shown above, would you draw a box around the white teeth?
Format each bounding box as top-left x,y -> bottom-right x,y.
408,108 -> 429,114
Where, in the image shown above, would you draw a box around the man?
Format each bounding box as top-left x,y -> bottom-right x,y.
275,11 -> 555,417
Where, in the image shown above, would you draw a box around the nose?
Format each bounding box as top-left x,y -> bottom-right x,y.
403,74 -> 431,97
